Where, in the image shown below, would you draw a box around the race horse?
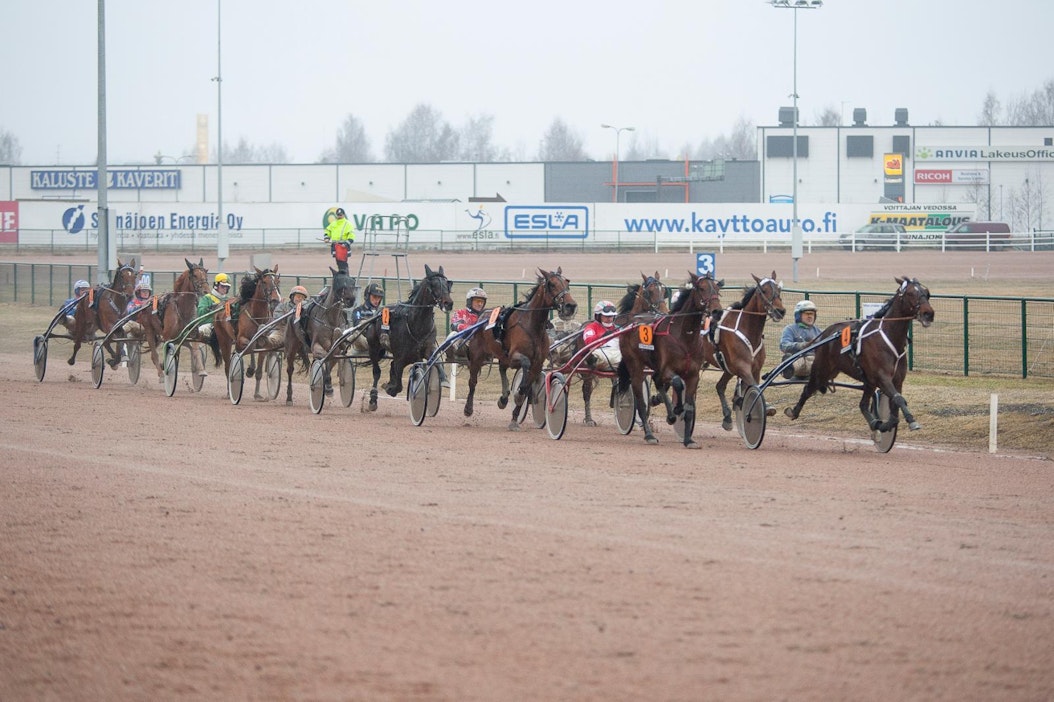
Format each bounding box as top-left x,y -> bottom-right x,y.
283,268 -> 356,405
66,258 -> 138,369
135,257 -> 211,382
212,266 -> 282,399
548,272 -> 668,427
616,271 -> 723,448
784,276 -> 934,432
464,267 -> 578,430
361,264 -> 454,411
701,272 -> 786,431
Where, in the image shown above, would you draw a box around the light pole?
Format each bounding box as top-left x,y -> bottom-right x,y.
770,0 -> 822,284
601,124 -> 635,203
212,0 -> 226,271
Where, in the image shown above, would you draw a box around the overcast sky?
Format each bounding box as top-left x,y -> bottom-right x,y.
2,0 -> 1051,166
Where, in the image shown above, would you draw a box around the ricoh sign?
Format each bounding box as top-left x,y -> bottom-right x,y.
914,169 -> 989,185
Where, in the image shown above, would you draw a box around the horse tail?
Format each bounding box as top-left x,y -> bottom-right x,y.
206,327 -> 222,367
616,356 -> 630,393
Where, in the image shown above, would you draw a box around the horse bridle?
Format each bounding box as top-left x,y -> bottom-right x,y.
638,276 -> 667,314
403,273 -> 451,310
884,280 -> 930,321
741,278 -> 783,320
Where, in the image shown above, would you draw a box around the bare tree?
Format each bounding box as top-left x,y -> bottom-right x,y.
384,104 -> 459,163
978,91 -> 1001,126
985,77 -> 1054,126
537,118 -> 587,161
0,128 -> 22,165
726,116 -> 757,160
216,138 -> 289,164
622,133 -> 665,161
459,113 -> 508,162
813,106 -> 841,126
320,114 -> 373,163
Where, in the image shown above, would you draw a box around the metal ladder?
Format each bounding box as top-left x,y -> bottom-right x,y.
355,215 -> 413,300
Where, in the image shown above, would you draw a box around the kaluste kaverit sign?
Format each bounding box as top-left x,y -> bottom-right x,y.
30,169 -> 181,190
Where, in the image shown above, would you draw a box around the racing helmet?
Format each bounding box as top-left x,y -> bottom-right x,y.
74,279 -> 90,293
335,207 -> 346,217
135,279 -> 152,295
794,299 -> 817,323
593,300 -> 617,326
466,287 -> 487,304
290,285 -> 309,300
214,272 -> 230,286
365,282 -> 384,300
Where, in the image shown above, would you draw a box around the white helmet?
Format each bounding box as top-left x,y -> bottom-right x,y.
794,299 -> 817,323
466,287 -> 487,303
593,300 -> 617,326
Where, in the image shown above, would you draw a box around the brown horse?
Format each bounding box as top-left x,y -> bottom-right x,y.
784,276 -> 934,432
548,272 -> 668,427
701,272 -> 786,431
212,267 -> 282,399
67,258 -> 137,368
616,271 -> 723,448
464,267 -> 578,430
134,258 -> 211,382
282,268 -> 356,404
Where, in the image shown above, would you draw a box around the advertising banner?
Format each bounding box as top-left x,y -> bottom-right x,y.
0,200 -> 17,243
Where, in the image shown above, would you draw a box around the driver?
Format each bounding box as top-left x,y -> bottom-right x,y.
581,300 -> 622,371
348,282 -> 385,355
779,299 -> 822,378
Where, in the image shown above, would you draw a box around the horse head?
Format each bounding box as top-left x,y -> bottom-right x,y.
184,257 -> 210,296
537,266 -> 577,321
638,271 -> 669,314
751,271 -> 786,322
254,266 -> 282,306
894,276 -> 934,327
684,271 -> 723,316
331,267 -> 357,307
112,258 -> 137,295
421,264 -> 454,312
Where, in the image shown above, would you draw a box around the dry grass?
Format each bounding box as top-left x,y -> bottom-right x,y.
5,302 -> 1051,459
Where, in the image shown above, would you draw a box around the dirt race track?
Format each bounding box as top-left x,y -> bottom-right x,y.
1,249 -> 1053,700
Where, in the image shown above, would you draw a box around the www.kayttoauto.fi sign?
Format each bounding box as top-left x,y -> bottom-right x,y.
914,169 -> 989,185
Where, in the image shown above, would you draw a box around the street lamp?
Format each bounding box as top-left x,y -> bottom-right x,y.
601,124 -> 635,203
212,0 -> 226,271
770,0 -> 822,284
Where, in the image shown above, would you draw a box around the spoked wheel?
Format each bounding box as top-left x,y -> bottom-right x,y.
425,364 -> 442,418
127,343 -> 142,385
740,385 -> 767,450
265,352 -> 283,401
613,378 -> 652,435
732,380 -> 747,439
32,335 -> 48,382
308,359 -> 327,414
337,358 -> 355,408
545,372 -> 569,440
191,345 -> 208,393
163,342 -> 179,397
871,391 -> 898,453
228,352 -> 246,405
530,374 -> 546,429
90,342 -> 105,389
408,363 -> 428,426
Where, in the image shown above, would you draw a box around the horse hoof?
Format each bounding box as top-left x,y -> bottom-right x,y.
497,396 -> 508,410
324,387 -> 334,397
463,407 -> 474,417
666,416 -> 676,426
684,441 -> 702,450
508,422 -> 521,431
285,399 -> 293,406
253,394 -> 266,402
721,418 -> 733,431
784,407 -> 797,420
67,358 -> 76,366
645,435 -> 659,445
368,400 -> 378,412
584,418 -> 597,427
765,407 -> 776,417
909,421 -> 921,431
246,368 -> 255,378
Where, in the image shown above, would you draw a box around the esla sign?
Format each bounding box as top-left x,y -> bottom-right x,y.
504,205 -> 589,239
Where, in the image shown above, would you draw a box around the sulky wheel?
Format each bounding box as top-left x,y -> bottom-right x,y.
228,352 -> 246,405
163,342 -> 179,397
265,352 -> 283,401
740,384 -> 767,450
190,345 -> 208,393
871,391 -> 898,453
425,363 -> 442,418
530,374 -> 546,429
408,363 -> 428,426
545,372 -> 569,440
90,342 -> 105,389
127,343 -> 142,385
308,359 -> 326,414
337,358 -> 355,408
33,335 -> 48,382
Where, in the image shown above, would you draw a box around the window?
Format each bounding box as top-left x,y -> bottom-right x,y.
766,135 -> 809,158
846,135 -> 874,158
892,135 -> 911,155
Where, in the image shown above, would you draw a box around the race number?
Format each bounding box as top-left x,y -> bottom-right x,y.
638,324 -> 655,350
381,307 -> 391,329
696,252 -> 716,277
840,325 -> 852,348
486,307 -> 501,330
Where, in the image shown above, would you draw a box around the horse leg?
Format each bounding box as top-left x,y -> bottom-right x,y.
715,371 -> 734,431
284,351 -> 295,405
252,351 -> 267,401
666,375 -> 685,425
582,376 -> 596,427
636,372 -> 658,444
784,375 -> 821,420
681,374 -> 701,449
368,359 -> 381,411
507,355 -> 531,431
496,365 -> 510,410
384,359 -> 405,397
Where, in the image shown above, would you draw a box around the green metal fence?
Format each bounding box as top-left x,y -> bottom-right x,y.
3,261 -> 1052,378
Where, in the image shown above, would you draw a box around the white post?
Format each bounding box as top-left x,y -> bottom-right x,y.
989,393 -> 998,454
448,362 -> 457,402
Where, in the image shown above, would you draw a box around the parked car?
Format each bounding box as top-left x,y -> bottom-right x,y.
839,223 -> 907,251
944,221 -> 1012,251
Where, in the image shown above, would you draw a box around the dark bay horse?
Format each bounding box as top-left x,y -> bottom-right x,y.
464,267 -> 578,430
616,271 -> 723,448
701,272 -> 786,430
67,258 -> 137,368
361,264 -> 454,411
784,276 -> 934,432
549,272 -> 668,427
138,258 -> 211,381
283,268 -> 356,405
213,267 -> 282,399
